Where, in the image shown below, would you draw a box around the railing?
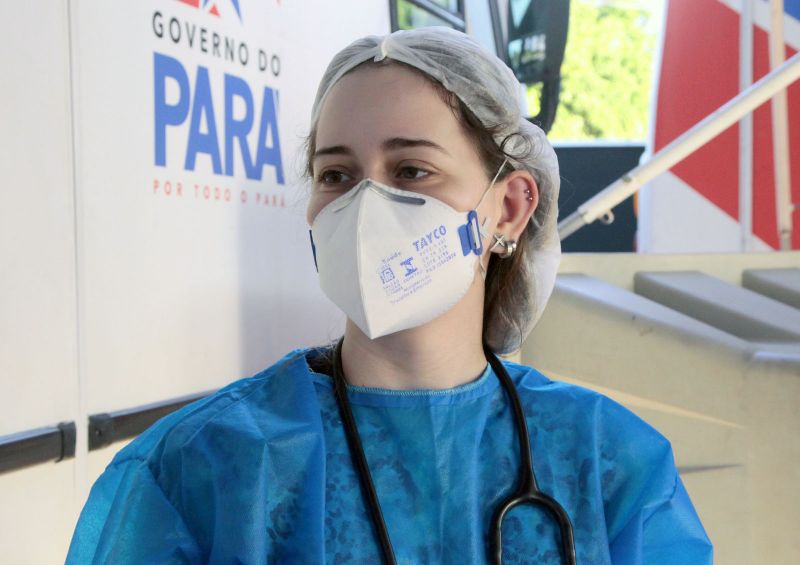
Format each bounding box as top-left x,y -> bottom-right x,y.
558,49 -> 800,242
0,423 -> 75,474
0,390 -> 212,475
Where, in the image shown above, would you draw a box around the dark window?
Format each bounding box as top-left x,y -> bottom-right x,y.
390,0 -> 466,32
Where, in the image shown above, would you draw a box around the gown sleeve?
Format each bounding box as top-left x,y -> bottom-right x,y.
608,472 -> 713,565
597,393 -> 714,565
66,458 -> 202,564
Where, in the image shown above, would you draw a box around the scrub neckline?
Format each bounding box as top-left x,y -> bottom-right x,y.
303,349 -> 501,407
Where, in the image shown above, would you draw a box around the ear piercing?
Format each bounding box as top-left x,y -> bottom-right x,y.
490,233 -> 517,258
524,189 -> 533,202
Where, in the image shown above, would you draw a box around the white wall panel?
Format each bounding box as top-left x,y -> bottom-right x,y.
0,462 -> 77,564
638,172 -> 772,253
0,1 -> 76,435
0,2 -> 79,561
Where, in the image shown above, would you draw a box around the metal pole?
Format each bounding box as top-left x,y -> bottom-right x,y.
558,50 -> 800,241
740,0 -> 754,251
769,0 -> 793,250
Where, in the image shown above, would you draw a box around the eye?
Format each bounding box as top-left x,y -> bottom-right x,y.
316,169 -> 353,186
396,165 -> 432,181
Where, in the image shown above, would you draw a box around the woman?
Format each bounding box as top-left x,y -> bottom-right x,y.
67,28 -> 712,564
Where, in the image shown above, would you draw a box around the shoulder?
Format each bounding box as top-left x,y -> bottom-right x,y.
107,348 -> 318,469
501,359 -> 669,446
500,361 -> 677,495
69,348 -> 326,561
502,361 -> 699,546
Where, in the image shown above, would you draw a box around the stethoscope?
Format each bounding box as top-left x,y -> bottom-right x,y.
331,338 -> 577,564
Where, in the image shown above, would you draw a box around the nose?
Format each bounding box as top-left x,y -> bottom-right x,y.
359,168 -> 388,187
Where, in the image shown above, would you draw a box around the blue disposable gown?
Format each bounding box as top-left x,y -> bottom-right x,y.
67,348 -> 713,564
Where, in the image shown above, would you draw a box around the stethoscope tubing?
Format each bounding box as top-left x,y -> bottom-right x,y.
331,337 -> 576,565
332,338 -> 398,565
484,345 -> 577,565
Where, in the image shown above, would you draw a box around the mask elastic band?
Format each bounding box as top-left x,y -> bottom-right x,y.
475,157 -> 510,211
479,215 -> 491,240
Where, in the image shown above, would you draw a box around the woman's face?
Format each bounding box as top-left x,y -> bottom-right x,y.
306,63 -> 494,225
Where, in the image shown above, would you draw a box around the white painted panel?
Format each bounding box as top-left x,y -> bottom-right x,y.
638,172 -> 772,253
0,3 -> 79,562
0,1 -> 76,436
717,0 -> 800,48
0,462 -> 77,564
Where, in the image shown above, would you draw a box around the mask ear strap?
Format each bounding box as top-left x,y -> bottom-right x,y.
479,215 -> 491,240
474,157 -> 509,211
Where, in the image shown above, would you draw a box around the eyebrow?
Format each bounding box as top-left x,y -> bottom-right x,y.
313,137 -> 450,160
383,137 -> 450,155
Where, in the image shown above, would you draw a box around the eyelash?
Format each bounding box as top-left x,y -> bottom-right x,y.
395,166 -> 431,180
316,170 -> 352,185
316,165 -> 433,186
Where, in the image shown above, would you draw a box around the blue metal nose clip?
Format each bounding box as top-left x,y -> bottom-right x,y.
458,210 -> 484,256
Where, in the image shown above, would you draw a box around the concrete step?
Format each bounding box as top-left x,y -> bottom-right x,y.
742,268 -> 800,310
633,270 -> 800,343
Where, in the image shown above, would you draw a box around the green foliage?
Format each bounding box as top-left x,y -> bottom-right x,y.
397,0 -> 454,29
529,0 -> 658,141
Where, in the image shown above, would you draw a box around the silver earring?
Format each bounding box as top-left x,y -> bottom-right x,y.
490,233 -> 517,258
524,189 -> 533,202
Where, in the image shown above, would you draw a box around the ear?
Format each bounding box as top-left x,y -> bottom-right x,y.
492,170 -> 539,252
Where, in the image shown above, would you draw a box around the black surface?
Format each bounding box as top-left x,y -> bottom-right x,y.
0,390 -> 214,474
0,422 -> 75,475
87,391 -> 213,451
507,0 -> 571,132
555,143 -> 646,252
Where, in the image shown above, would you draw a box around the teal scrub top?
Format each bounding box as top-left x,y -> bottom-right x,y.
67,348 -> 713,564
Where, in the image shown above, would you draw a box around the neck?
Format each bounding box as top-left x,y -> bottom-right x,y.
339,277 -> 488,390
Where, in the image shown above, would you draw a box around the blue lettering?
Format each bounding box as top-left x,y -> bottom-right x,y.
153,51 -> 285,182
224,73 -> 255,177
154,52 -> 190,167
252,87 -> 285,184
185,66 -> 222,174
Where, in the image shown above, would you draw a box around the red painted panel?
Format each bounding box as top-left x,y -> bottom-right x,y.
655,0 -> 740,222
655,0 -> 800,249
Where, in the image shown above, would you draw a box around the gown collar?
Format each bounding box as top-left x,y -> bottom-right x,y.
301,348 -> 500,407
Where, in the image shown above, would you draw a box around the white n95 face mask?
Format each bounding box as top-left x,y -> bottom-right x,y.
309,161 -> 507,339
